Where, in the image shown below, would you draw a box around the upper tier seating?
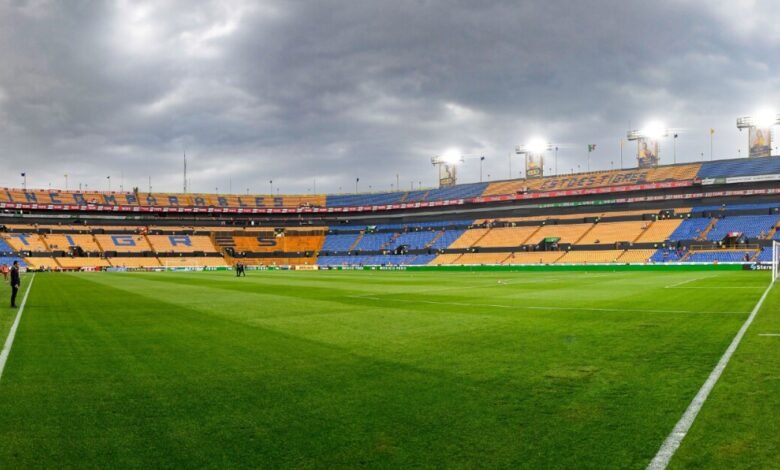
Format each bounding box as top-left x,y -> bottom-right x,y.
324,183 -> 488,208
482,163 -> 700,195
696,156 -> 780,179
0,189 -> 326,209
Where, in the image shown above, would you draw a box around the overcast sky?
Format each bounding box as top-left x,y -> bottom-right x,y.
1,0 -> 779,195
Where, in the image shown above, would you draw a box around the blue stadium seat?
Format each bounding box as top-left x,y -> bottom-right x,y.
0,239 -> 14,255
697,156 -> 780,179
707,215 -> 779,240
321,234 -> 360,252
668,218 -> 712,240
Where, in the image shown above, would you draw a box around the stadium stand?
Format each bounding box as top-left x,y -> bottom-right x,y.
147,235 -> 219,253
94,234 -> 153,252
706,215 -> 779,240
667,217 -> 713,240
482,163 -> 701,195
634,219 -> 682,243
473,226 -> 540,247
2,233 -> 48,252
579,221 -> 649,244
43,234 -> 102,252
533,224 -> 592,244
696,156 -> 780,179
0,239 -> 15,255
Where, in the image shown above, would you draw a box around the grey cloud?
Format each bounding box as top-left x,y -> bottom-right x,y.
0,0 -> 778,194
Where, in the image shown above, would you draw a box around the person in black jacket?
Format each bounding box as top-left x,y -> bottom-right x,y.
10,261 -> 20,308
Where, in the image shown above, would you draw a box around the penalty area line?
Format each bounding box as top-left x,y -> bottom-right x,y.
647,280 -> 774,470
0,274 -> 36,383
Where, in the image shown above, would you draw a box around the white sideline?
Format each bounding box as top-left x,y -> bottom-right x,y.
646,281 -> 774,470
0,274 -> 35,383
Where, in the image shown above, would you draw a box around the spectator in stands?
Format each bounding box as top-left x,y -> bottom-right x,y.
9,261 -> 20,308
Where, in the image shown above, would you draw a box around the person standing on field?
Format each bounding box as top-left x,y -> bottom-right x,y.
10,261 -> 20,308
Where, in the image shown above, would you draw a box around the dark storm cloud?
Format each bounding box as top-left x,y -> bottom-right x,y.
0,0 -> 778,194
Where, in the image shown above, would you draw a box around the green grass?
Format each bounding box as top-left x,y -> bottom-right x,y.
0,269 -> 775,468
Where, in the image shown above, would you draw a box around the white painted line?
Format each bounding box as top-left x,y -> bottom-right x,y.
351,296 -> 748,315
665,286 -> 766,290
665,278 -> 701,288
758,333 -> 780,337
647,281 -> 774,470
0,274 -> 35,383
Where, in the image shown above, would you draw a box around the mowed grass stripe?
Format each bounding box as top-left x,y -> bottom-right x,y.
0,270 -> 771,467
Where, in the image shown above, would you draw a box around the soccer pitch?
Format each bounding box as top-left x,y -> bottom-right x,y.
0,270 -> 777,468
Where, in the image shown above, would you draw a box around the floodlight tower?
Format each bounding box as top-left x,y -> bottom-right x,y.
431,149 -> 464,187
627,122 -> 669,168
737,110 -> 779,158
515,138 -> 553,179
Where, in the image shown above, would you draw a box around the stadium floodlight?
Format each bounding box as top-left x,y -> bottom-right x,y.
515,138 -> 552,155
737,110 -> 780,129
755,109 -> 778,128
431,148 -> 465,188
627,121 -> 669,141
432,148 -> 464,166
515,138 -> 553,179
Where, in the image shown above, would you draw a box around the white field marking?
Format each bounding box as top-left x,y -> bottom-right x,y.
647,281 -> 774,470
664,277 -> 701,288
352,296 -> 747,315
758,333 -> 780,337
0,274 -> 35,383
348,277 -> 562,299
665,286 -> 766,289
